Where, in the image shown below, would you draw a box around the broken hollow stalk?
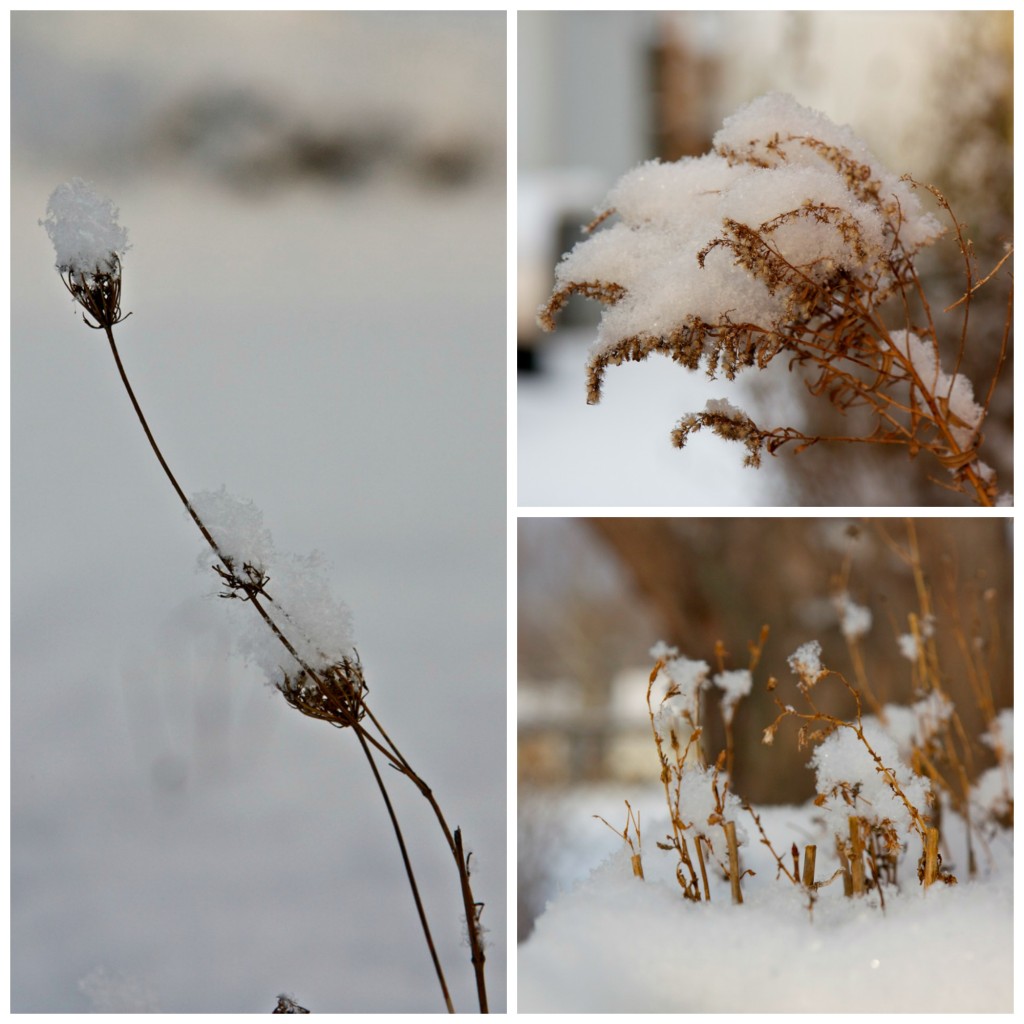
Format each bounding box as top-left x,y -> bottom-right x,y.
849,817 -> 866,896
55,261 -> 487,1012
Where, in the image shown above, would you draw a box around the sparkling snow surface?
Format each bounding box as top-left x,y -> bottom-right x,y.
519,788 -> 1012,1012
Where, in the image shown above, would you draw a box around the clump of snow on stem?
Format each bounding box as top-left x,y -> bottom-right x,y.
677,766 -> 747,844
192,486 -> 355,680
972,709 -> 1013,821
810,723 -> 928,841
888,330 -> 984,448
834,592 -> 872,641
192,486 -> 275,571
550,92 -> 943,366
40,178 -> 130,275
713,668 -> 751,724
981,708 -> 1013,759
787,640 -> 826,688
896,614 -> 935,661
865,691 -> 955,760
704,397 -> 751,422
649,642 -> 709,741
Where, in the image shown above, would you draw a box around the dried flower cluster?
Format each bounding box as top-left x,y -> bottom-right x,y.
539,94 -> 1011,505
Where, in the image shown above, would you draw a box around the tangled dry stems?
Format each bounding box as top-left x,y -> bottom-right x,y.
603,522 -> 1009,914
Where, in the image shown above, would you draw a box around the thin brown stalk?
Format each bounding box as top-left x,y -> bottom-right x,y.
100,320 -> 484,1013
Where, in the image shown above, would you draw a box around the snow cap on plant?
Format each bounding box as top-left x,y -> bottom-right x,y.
649,642 -> 710,744
41,178 -> 131,329
713,668 -> 752,724
788,640 -> 826,690
191,486 -> 360,724
810,722 -> 929,844
539,92 -> 944,402
834,592 -> 872,641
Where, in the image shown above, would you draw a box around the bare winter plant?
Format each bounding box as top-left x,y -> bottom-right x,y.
539,93 -> 1011,506
605,520 -> 1009,915
41,179 -> 488,1013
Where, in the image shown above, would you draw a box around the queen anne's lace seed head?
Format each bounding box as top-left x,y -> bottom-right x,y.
41,178 -> 132,329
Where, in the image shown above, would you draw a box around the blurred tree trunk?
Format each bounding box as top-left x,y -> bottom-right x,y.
585,518 -> 720,650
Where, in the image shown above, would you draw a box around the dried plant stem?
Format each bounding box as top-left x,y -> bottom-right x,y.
694,836 -> 710,901
101,322 -> 485,1013
849,817 -> 866,896
802,845 -> 817,888
923,828 -> 940,888
837,840 -> 853,896
724,821 -> 743,904
595,801 -> 645,883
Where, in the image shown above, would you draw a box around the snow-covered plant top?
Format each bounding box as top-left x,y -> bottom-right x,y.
41,178 -> 129,276
538,92 -> 1011,506
41,178 -> 132,330
713,668 -> 751,725
787,639 -> 826,689
541,94 -> 941,381
810,724 -> 930,841
649,645 -> 710,738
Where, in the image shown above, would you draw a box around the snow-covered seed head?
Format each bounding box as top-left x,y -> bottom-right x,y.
41,178 -> 131,329
278,656 -> 368,728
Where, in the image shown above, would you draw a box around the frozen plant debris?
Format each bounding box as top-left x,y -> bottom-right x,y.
41,178 -> 129,276
539,92 -> 1010,506
272,993 -> 311,1013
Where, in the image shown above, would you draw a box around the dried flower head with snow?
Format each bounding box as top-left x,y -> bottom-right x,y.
539,92 -> 1010,506
41,178 -> 132,329
788,640 -> 826,690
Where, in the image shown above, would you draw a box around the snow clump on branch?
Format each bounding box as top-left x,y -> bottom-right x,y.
41,178 -> 130,276
539,93 -> 944,399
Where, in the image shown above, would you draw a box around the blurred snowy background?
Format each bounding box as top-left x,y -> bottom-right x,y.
518,11 -> 1012,506
12,11 -> 505,1013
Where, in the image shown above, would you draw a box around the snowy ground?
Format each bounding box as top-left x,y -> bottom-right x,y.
11,12 -> 505,1013
519,785 -> 1013,1013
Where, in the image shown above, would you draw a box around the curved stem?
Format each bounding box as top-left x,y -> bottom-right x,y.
101,324 -> 473,1012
